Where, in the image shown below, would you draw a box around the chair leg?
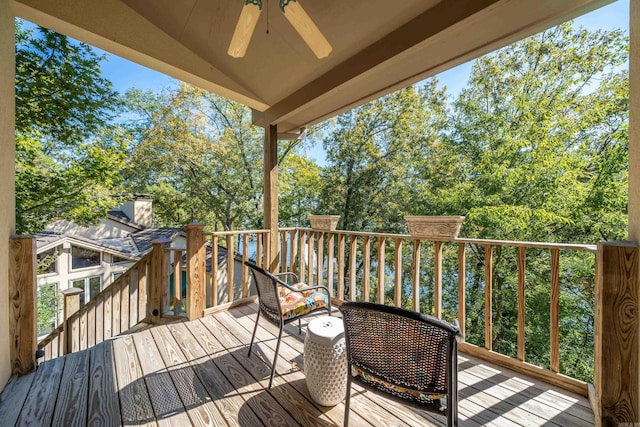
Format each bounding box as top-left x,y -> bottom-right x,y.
298,318 -> 302,334
344,374 -> 352,427
248,309 -> 261,357
269,324 -> 284,389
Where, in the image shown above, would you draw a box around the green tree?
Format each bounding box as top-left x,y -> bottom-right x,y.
15,22 -> 124,233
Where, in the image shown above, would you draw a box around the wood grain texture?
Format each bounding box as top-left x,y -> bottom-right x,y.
394,238 -> 403,307
327,233 -> 335,298
378,237 -> 386,304
317,232 -> 324,288
595,242 -> 639,424
173,250 -> 183,314
112,278 -> 121,336
550,248 -> 560,373
103,288 -> 112,339
517,246 -> 526,362
87,342 -> 121,427
434,240 -> 443,317
52,350 -> 89,426
362,235 -> 371,302
349,235 -> 357,301
121,274 -> 130,333
186,225 -> 206,319
150,324 -> 234,426
485,244 -> 493,351
16,357 -> 64,425
280,230 -> 287,273
307,231 -> 315,285
9,236 -> 37,375
131,330 -> 192,426
458,242 -> 466,336
112,335 -> 155,426
288,230 -> 296,274
226,234 -> 234,303
298,230 -> 306,282
129,269 -> 139,327
412,239 -> 421,312
211,241 -> 218,307
137,259 -> 148,323
242,233 -> 249,298
0,370 -> 36,425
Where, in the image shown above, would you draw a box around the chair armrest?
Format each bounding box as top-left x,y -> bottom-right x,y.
276,279 -> 330,296
273,271 -> 299,283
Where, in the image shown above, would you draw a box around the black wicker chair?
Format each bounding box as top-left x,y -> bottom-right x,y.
245,261 -> 332,388
339,302 -> 461,426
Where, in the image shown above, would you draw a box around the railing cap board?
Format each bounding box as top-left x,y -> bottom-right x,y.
289,227 -> 597,252
151,238 -> 173,246
61,287 -> 83,296
202,229 -> 269,236
185,223 -> 205,230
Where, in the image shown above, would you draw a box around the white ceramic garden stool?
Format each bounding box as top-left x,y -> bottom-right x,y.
304,316 -> 348,406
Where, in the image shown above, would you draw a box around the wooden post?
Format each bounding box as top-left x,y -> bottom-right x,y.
149,238 -> 171,323
434,241 -> 443,317
185,224 -> 206,320
595,242 -> 639,425
264,124 -> 279,272
485,244 -> 493,351
61,287 -> 82,355
9,236 -> 37,375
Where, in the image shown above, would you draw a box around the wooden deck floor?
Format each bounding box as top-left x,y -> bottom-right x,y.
0,303 -> 594,426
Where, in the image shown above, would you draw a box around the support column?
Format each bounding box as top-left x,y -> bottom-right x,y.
185,224 -> 205,320
0,0 -> 16,387
628,0 -> 640,420
595,242 -> 639,425
9,237 -> 36,374
61,287 -> 82,355
264,124 -> 279,272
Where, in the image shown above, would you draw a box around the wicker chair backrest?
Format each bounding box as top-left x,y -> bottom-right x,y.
340,302 -> 458,395
245,262 -> 281,319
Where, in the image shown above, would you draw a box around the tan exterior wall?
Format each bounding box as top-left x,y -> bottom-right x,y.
0,0 -> 15,388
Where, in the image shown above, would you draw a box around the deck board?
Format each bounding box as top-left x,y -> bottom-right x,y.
87,341 -> 121,427
1,302 -> 595,426
52,349 -> 90,426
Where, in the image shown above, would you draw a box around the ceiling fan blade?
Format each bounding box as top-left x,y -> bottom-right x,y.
228,2 -> 262,58
281,0 -> 332,59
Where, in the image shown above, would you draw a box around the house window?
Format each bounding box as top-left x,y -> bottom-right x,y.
112,255 -> 128,264
37,248 -> 57,275
71,246 -> 101,270
71,276 -> 102,306
37,282 -> 59,337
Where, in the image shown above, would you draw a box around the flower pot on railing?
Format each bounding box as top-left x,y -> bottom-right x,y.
404,216 -> 465,240
307,215 -> 341,231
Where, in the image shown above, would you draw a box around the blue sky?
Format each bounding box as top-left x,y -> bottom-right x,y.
93,0 -> 629,163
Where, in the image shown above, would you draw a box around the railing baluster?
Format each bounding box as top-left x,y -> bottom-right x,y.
103,287 -> 112,339
550,248 -> 560,373
280,230 -> 287,272
299,230 -> 306,281
485,244 -> 493,351
137,260 -> 147,325
121,273 -> 130,332
363,235 -> 371,302
96,294 -> 104,344
378,237 -> 386,304
257,233 -> 263,268
434,241 -> 443,317
458,242 -> 466,336
337,233 -> 345,300
412,239 -> 420,312
349,235 -> 357,301
112,278 -> 121,335
307,232 -> 315,285
226,234 -> 235,303
317,232 -> 324,287
518,246 -> 526,361
327,233 -> 335,298
211,239 -> 218,307
394,238 -> 403,307
290,230 -> 297,274
242,234 -> 249,298
173,250 -> 183,315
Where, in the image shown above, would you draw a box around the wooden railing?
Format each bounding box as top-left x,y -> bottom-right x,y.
280,227 -> 597,396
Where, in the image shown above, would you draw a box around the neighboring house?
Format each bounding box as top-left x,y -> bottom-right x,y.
35,196 -> 185,337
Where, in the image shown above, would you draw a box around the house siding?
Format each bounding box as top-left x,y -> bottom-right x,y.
0,0 -> 14,388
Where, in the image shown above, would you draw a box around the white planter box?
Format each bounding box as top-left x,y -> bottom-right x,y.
404,216 -> 465,240
308,215 -> 341,231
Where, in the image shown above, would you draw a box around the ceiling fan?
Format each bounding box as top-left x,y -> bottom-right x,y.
228,0 -> 332,59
